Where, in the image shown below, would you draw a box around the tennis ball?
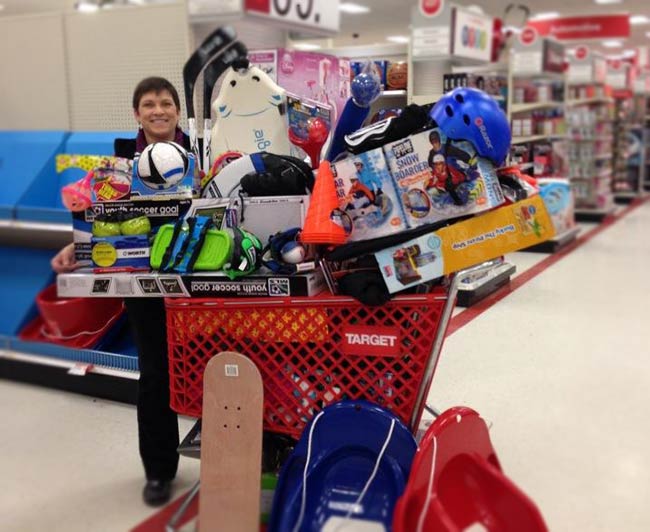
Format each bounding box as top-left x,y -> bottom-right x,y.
92,220 -> 121,237
120,216 -> 151,236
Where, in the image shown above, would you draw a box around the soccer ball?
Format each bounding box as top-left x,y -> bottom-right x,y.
136,141 -> 189,190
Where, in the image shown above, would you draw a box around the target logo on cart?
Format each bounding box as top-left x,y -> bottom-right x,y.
341,326 -> 401,357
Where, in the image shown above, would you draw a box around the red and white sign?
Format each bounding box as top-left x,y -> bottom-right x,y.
244,0 -> 340,34
340,326 -> 401,357
575,45 -> 589,60
420,0 -> 444,17
526,14 -> 630,41
519,26 -> 538,46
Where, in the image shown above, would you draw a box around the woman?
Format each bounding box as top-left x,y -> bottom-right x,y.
51,76 -> 189,507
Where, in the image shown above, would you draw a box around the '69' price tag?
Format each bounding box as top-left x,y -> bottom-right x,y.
244,0 -> 340,34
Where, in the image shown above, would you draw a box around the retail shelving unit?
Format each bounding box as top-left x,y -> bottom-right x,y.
0,132 -> 139,405
612,93 -> 647,203
507,36 -> 580,251
566,87 -> 617,221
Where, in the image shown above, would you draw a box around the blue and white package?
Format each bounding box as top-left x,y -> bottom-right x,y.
383,128 -> 504,228
330,148 -> 407,241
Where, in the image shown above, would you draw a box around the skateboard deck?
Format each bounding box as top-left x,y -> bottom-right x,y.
199,351 -> 264,532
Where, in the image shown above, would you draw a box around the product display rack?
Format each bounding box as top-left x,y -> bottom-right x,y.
566,83 -> 617,221
612,93 -> 648,203
508,48 -> 581,251
0,132 -> 140,405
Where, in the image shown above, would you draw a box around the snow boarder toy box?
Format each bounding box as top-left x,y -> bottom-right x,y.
383,127 -> 504,227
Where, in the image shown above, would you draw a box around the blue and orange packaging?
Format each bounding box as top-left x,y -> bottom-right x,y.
330,148 -> 407,241
383,128 -> 504,228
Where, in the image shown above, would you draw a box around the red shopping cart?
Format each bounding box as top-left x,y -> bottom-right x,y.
164,260 -> 501,439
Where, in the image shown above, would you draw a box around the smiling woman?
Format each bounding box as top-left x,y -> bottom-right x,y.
132,76 -> 182,145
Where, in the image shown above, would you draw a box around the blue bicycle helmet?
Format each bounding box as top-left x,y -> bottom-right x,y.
430,87 -> 511,166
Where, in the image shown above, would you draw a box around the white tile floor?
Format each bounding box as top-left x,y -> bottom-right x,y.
1,201 -> 649,532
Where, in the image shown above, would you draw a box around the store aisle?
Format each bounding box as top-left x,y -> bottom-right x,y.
0,202 -> 648,532
0,381 -> 200,532
428,200 -> 650,532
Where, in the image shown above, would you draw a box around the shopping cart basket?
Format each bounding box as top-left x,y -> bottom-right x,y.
165,260 -> 501,438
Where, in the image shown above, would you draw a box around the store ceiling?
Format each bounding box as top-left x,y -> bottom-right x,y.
0,0 -> 649,56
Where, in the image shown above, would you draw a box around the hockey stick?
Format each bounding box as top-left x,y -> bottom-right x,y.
183,26 -> 237,171
202,41 -> 248,173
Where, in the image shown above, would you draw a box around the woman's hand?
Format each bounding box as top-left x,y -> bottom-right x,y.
51,243 -> 80,273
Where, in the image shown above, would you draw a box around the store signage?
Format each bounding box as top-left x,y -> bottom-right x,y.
412,26 -> 451,57
419,0 -> 444,18
244,0 -> 340,34
542,39 -> 565,73
451,7 -> 493,62
340,326 -> 401,357
519,27 -> 538,46
526,14 -> 630,41
606,61 -> 628,89
575,46 -> 589,61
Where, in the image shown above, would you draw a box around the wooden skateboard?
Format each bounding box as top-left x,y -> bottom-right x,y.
199,351 -> 264,532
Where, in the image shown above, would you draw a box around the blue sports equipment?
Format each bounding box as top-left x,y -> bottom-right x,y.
326,71 -> 381,161
269,400 -> 417,532
429,87 -> 511,166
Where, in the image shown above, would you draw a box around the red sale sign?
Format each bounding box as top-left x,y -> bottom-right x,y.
420,0 -> 444,17
519,26 -> 538,46
244,0 -> 340,34
575,45 -> 589,60
526,14 -> 630,40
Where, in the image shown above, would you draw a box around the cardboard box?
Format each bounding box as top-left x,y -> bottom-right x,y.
383,128 -> 504,228
375,195 -> 556,293
537,178 -> 576,235
56,269 -> 326,298
330,149 -> 408,241
249,49 -> 350,126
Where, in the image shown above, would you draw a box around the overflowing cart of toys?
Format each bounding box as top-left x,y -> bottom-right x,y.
57,26 -> 555,532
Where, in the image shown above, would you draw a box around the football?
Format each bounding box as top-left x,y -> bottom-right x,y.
136,141 -> 189,190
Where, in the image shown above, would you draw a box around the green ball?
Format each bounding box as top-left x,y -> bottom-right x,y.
120,216 -> 151,236
92,220 -> 121,237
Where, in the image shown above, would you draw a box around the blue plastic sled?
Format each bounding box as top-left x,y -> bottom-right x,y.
269,400 -> 417,532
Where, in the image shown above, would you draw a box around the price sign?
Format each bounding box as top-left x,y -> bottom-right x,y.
245,0 -> 340,35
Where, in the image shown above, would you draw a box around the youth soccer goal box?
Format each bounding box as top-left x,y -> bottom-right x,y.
165,289 -> 451,438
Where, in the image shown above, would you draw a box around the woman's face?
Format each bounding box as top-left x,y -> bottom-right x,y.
134,89 -> 180,143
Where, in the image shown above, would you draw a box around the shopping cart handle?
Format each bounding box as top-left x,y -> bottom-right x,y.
452,258 -> 505,289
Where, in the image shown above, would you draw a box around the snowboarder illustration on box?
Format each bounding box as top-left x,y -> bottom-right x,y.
427,130 -> 480,206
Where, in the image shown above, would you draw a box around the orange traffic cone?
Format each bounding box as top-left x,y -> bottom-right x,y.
300,160 -> 347,245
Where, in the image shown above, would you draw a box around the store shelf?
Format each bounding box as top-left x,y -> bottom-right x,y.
511,101 -> 564,114
0,348 -> 138,405
522,226 -> 580,253
566,97 -> 614,107
456,262 -> 516,307
574,206 -> 617,222
512,71 -> 565,81
614,191 -> 645,203
511,134 -> 566,145
378,90 -> 407,98
594,153 -> 613,160
0,219 -> 72,249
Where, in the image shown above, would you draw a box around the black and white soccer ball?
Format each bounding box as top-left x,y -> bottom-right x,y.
136,141 -> 189,190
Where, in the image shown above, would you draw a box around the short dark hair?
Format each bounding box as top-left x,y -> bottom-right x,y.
132,77 -> 181,110
429,130 -> 441,144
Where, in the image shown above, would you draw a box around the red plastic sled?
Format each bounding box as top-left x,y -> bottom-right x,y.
393,406 -> 548,532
